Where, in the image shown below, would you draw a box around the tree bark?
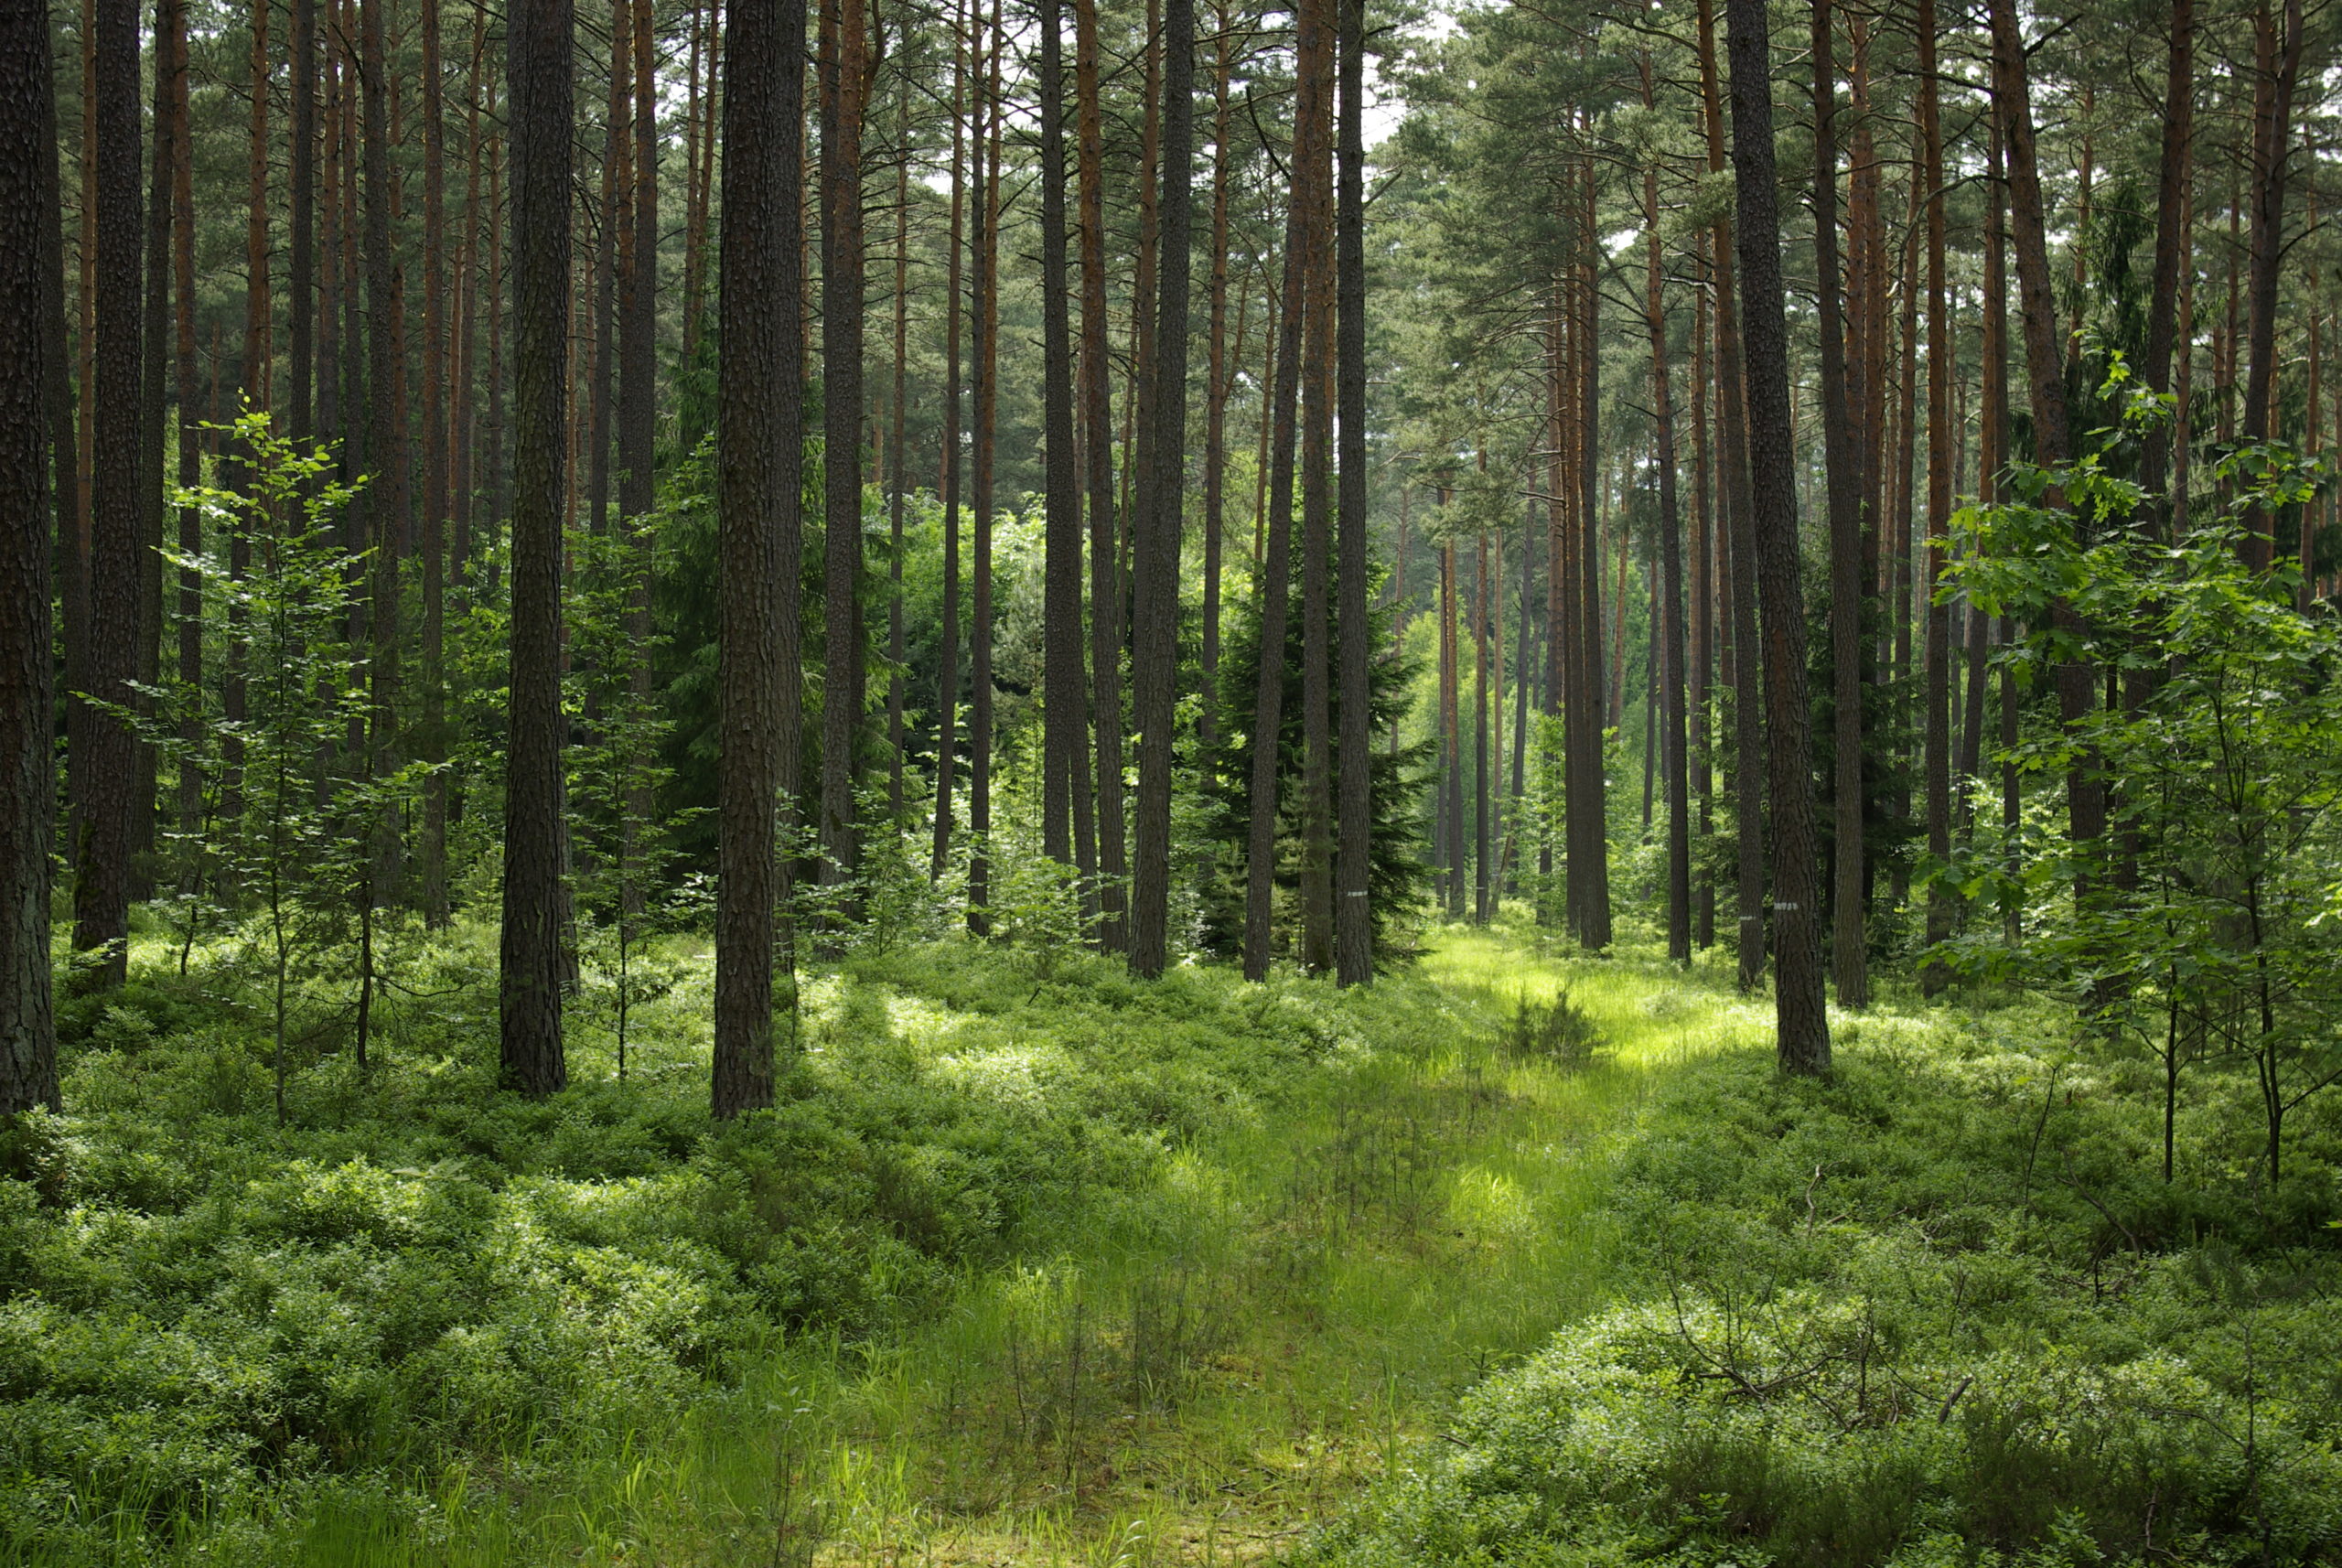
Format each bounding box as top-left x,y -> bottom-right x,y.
501,0 -> 575,1095
1128,0 -> 1196,978
1329,0 -> 1369,982
70,0 -> 145,992
1040,0 -> 1080,869
2240,0 -> 2303,569
714,0 -> 805,1118
2138,0 -> 2195,512
967,5 -> 1001,935
1074,0 -> 1125,945
422,0 -> 452,926
932,0 -> 964,880
1572,158 -> 1610,950
1918,0 -> 1954,991
1638,70 -> 1690,968
1810,0 -> 1866,1007
818,0 -> 868,905
0,0 -> 59,1113
1199,13 -> 1235,752
1726,0 -> 1831,1074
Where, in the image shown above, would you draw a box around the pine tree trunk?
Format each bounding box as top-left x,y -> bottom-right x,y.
1726,0 -> 1831,1074
1690,237 -> 1714,949
2239,0 -> 2303,569
422,0 -> 452,926
134,0 -> 171,905
1638,74 -> 1690,967
932,0 -> 964,880
360,0 -> 404,905
169,0 -> 199,843
887,61 -> 909,821
1039,0 -> 1081,869
501,0 -> 575,1095
1918,0 -> 1955,991
70,0 -> 145,992
2138,0 -> 2195,512
1127,0 -> 1195,978
1295,38 -> 1336,972
1074,0 -> 1123,944
1572,159 -> 1610,950
1198,14 -> 1234,752
1472,533 -> 1489,925
714,0 -> 804,1117
1810,0 -> 1866,1007
0,0 -> 59,1112
1242,0 -> 1328,978
818,0 -> 867,906
967,6 -> 1001,936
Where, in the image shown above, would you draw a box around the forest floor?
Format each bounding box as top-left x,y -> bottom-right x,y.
299,919 -> 1770,1567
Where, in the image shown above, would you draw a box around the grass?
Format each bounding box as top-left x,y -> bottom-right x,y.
0,913 -> 1747,1568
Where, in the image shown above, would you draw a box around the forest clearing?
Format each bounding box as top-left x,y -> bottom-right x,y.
5,0 -> 2342,1557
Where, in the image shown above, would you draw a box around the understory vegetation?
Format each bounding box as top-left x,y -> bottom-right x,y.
10,916 -> 2338,1566
1313,976 -> 2342,1568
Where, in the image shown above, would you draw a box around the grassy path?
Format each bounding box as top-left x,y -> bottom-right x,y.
317,928 -> 1766,1567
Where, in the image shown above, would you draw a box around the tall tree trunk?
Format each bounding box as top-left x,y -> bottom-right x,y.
714,0 -> 803,1117
967,4 -> 1000,935
1296,50 -> 1336,972
422,0 -> 452,926
1918,0 -> 1954,990
1074,0 -> 1124,945
71,0 -> 145,991
932,0 -> 964,880
1440,537 -> 1461,918
1989,0 -> 2105,918
169,0 -> 199,842
1242,0 -> 1328,978
134,0 -> 172,905
501,0 -> 575,1095
587,15 -> 622,541
2240,0 -> 2303,569
292,0 -> 317,441
1690,236 -> 1714,949
887,56 -> 908,820
1039,0 -> 1081,868
1639,61 -> 1690,966
1726,0 -> 1831,1074
2139,0 -> 2195,512
1572,158 -> 1610,950
361,0 -> 404,906
1472,532 -> 1489,924
0,0 -> 59,1112
1127,0 -> 1195,978
1810,0 -> 1866,1007
818,0 -> 867,904
1199,13 -> 1234,750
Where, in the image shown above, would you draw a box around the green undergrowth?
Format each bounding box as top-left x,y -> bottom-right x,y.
1307,974 -> 2342,1568
0,916 -> 1741,1565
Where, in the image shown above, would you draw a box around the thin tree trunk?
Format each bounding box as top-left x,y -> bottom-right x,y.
1918,0 -> 1954,989
134,0 -> 172,904
1199,12 -> 1235,751
421,0 -> 452,925
1691,235 -> 1715,949
1074,0 -> 1124,944
932,0 -> 964,880
1040,0 -> 1081,868
501,0 -> 575,1094
818,0 -> 867,905
1639,61 -> 1689,966
1573,158 -> 1610,950
967,4 -> 1001,935
1810,0 -> 1866,1007
71,0 -> 145,991
169,0 -> 199,843
2240,0 -> 2303,569
1726,0 -> 1831,1073
2139,0 -> 2195,512
1472,532 -> 1489,924
887,58 -> 908,820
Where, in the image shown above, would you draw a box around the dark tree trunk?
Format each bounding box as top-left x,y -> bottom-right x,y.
1690,236 -> 1714,948
70,0 -> 145,992
1810,0 -> 1865,1007
1127,0 -> 1194,978
1638,80 -> 1690,967
1571,161 -> 1610,950
1295,37 -> 1335,970
1440,537 -> 1461,918
422,0 -> 451,926
932,0 -> 963,880
818,0 -> 867,908
2138,0 -> 2195,510
887,60 -> 908,820
2240,0 -> 2303,568
1918,0 -> 1955,991
0,0 -> 59,1112
1039,0 -> 1082,869
1332,0 -> 1371,983
361,0 -> 405,907
501,0 -> 575,1095
134,0 -> 172,905
967,5 -> 1000,935
292,0 -> 317,440
1242,0 -> 1328,978
1077,0 -> 1125,946
1726,0 -> 1832,1074
169,0 -> 199,843
1472,533 -> 1489,924
1697,0 -> 1764,992
714,0 -> 804,1118
1198,14 -> 1233,751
